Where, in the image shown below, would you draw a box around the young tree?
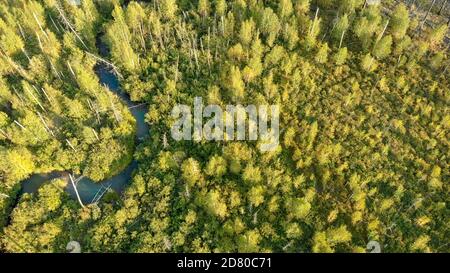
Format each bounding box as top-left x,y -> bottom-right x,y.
181,158 -> 203,187
237,230 -> 261,252
312,231 -> 333,253
107,5 -> 139,73
1,147 -> 35,182
286,197 -> 311,220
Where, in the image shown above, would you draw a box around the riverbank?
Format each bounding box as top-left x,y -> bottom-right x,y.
16,36 -> 150,205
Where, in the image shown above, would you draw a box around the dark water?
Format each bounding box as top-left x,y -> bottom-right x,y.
20,40 -> 149,204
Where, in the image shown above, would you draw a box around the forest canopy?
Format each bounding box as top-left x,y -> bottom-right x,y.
0,0 -> 449,253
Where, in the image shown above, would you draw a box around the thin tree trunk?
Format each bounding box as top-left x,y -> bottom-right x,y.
69,174 -> 85,208
21,48 -> 31,62
376,20 -> 390,44
67,61 -> 76,78
87,99 -> 100,124
0,49 -> 30,80
420,0 -> 438,30
11,86 -> 25,105
439,0 -> 448,15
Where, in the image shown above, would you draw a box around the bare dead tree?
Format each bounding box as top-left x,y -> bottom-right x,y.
439,0 -> 448,15
91,184 -> 111,203
175,55 -> 179,82
32,11 -> 49,39
87,98 -> 100,124
48,59 -> 62,80
0,193 -> 9,199
108,93 -> 121,123
339,30 -> 346,49
24,85 -> 45,112
163,133 -> 168,148
282,241 -> 293,251
14,120 -> 26,130
0,128 -> 10,140
49,13 -> 61,33
420,0 -> 438,30
85,51 -> 123,78
0,49 -> 31,80
65,139 -> 77,151
309,8 -> 320,37
91,128 -> 99,141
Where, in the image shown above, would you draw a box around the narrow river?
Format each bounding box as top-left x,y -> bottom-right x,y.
20,37 -> 149,204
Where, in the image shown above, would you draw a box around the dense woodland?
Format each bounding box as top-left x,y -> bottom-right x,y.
0,0 -> 449,253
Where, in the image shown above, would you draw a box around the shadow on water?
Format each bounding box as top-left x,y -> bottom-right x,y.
19,37 -> 149,204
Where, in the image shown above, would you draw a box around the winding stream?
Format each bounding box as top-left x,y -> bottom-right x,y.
20,37 -> 149,204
